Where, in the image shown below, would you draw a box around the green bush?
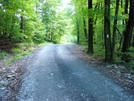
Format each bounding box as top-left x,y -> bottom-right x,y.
115,48 -> 134,69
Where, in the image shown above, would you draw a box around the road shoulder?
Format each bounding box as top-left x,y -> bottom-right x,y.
68,44 -> 134,94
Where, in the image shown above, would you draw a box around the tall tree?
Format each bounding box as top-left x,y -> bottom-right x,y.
111,0 -> 120,61
20,0 -> 24,33
88,0 -> 93,54
82,8 -> 87,39
76,18 -> 80,44
104,0 -> 112,61
122,0 -> 134,62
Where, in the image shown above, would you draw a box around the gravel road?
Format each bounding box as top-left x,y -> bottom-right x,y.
17,44 -> 134,101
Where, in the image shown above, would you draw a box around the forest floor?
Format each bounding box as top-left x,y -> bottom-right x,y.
0,44 -> 134,100
71,45 -> 134,92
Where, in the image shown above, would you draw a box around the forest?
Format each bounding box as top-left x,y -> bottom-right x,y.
0,0 -> 134,69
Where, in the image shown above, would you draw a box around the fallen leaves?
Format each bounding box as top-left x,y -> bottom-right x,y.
69,44 -> 134,93
0,58 -> 26,101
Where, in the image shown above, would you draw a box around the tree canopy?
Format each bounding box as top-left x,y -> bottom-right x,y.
70,0 -> 134,68
0,0 -> 134,68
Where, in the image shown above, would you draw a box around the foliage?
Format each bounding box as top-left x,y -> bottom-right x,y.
7,49 -> 33,65
70,0 -> 134,68
0,51 -> 8,59
5,42 -> 36,64
0,0 -> 70,48
1,0 -> 134,69
0,0 -> 73,63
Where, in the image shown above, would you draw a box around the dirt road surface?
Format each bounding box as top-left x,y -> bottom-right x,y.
17,44 -> 134,101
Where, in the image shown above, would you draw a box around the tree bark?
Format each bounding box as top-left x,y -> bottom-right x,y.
111,0 -> 120,61
20,16 -> 24,33
104,0 -> 112,61
124,0 -> 129,15
76,19 -> 80,44
123,0 -> 129,25
83,18 -> 87,39
88,0 -> 93,54
122,0 -> 134,62
82,8 -> 87,39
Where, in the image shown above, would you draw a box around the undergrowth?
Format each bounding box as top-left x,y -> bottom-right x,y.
0,51 -> 9,59
2,42 -> 49,65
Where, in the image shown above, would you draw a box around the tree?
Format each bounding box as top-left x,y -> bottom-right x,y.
41,0 -> 67,43
76,18 -> 80,44
122,0 -> 134,62
82,8 -> 87,39
104,0 -> 112,61
0,0 -> 44,43
111,0 -> 120,61
71,0 -> 87,44
87,0 -> 93,54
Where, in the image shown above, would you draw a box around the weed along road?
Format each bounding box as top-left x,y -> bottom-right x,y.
17,44 -> 134,101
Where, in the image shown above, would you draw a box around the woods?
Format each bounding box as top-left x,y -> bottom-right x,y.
0,0 -> 134,69
0,0 -> 67,45
71,0 -> 134,69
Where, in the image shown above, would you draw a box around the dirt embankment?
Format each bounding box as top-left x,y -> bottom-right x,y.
0,38 -> 16,52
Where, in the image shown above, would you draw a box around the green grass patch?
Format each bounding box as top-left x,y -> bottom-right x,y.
5,42 -> 36,65
6,48 -> 33,65
5,42 -> 50,65
0,51 -> 9,59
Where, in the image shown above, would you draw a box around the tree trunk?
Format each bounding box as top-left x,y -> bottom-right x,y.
88,0 -> 93,54
82,8 -> 87,39
123,0 -> 129,24
133,34 -> 134,47
76,19 -> 80,44
83,18 -> 87,39
104,0 -> 112,62
111,0 -> 120,61
122,0 -> 134,62
20,16 -> 24,33
124,0 -> 129,15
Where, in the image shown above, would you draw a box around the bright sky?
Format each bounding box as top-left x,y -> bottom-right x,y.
62,0 -> 71,9
62,0 -> 71,4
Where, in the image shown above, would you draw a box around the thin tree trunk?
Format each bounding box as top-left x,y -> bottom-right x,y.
82,8 -> 87,39
76,19 -> 80,44
20,0 -> 24,33
133,34 -> 134,47
132,34 -> 134,47
83,18 -> 87,38
123,0 -> 129,24
124,0 -> 129,15
111,0 -> 120,61
88,0 -> 93,54
115,27 -> 123,51
20,16 -> 24,33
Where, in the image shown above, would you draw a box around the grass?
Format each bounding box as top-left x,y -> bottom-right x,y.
6,49 -> 33,65
0,51 -> 9,59
5,42 -> 50,65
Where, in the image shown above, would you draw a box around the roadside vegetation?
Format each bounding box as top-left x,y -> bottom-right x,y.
71,0 -> 134,70
0,1 -> 134,100
0,0 -> 134,70
0,0 -> 74,65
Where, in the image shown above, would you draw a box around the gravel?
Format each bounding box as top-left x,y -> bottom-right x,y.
0,44 -> 134,101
